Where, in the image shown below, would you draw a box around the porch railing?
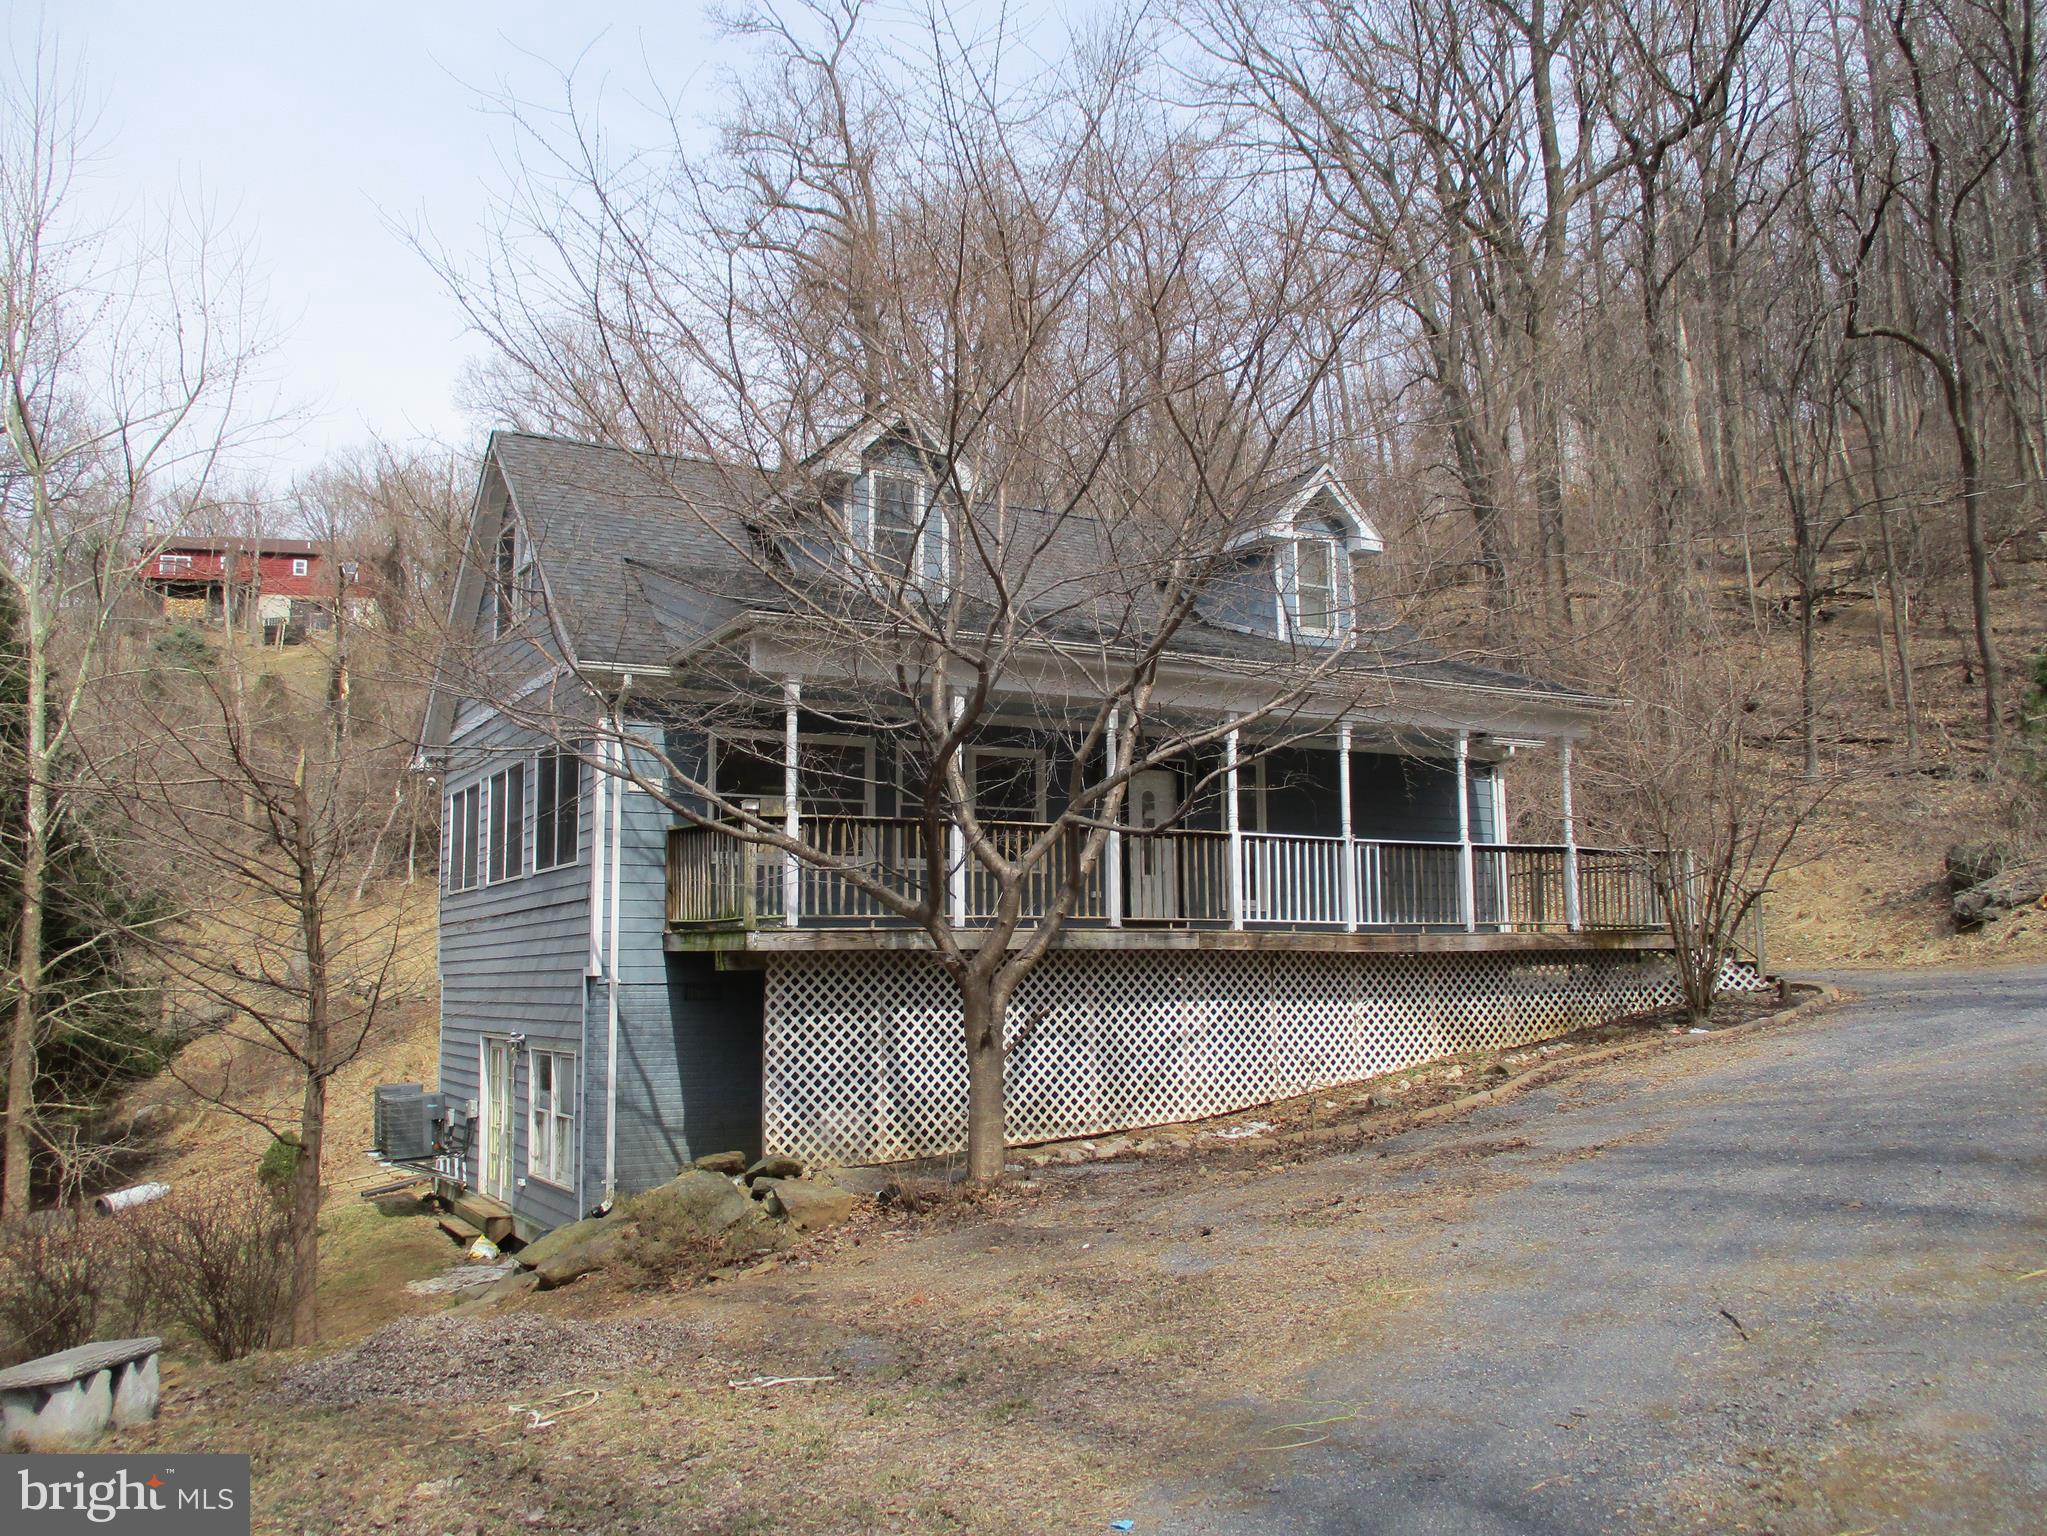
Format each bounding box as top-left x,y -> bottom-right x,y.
669,818 -> 1669,936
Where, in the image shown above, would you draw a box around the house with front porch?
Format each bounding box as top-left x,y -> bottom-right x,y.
413,425 -> 1737,1237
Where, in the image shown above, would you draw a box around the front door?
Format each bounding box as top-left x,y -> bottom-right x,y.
1126,770 -> 1180,921
480,1038 -> 516,1203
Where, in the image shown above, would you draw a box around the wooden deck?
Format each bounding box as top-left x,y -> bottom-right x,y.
667,924 -> 1675,958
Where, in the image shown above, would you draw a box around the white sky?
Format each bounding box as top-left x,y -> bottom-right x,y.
9,2 -> 729,478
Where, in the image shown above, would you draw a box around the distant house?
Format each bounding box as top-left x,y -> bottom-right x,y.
141,534 -> 373,643
409,426 -> 1762,1240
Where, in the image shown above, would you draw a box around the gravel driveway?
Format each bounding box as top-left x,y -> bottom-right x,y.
1143,966 -> 2047,1534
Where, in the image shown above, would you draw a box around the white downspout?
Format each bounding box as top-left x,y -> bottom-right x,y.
601,687 -> 631,1205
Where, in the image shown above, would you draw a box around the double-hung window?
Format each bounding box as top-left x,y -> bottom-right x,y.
291,557 -> 309,577
528,1049 -> 575,1187
446,783 -> 482,892
871,474 -> 923,573
1294,538 -> 1340,636
485,762 -> 525,883
534,749 -> 582,870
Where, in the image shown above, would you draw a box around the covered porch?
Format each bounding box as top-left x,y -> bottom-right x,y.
665,689 -> 1654,941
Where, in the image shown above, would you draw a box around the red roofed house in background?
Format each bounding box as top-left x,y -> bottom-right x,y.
140,534 -> 375,644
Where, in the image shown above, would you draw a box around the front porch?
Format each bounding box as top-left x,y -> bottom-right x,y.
664,702 -> 1665,945
668,818 -> 1666,940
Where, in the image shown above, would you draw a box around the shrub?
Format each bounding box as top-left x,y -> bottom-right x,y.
0,1209 -> 116,1365
130,1184 -> 290,1361
148,623 -> 214,671
256,1133 -> 303,1197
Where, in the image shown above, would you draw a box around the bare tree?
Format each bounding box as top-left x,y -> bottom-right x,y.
87,649 -> 413,1345
431,0 -> 1454,1182
0,46 -> 265,1217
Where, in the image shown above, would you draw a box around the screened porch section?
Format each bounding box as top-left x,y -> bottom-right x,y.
665,723 -> 1666,938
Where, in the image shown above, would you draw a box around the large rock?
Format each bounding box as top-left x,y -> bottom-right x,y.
639,1169 -> 758,1232
533,1227 -> 627,1291
757,1176 -> 857,1231
515,1215 -> 613,1271
1953,862 -> 2046,927
692,1150 -> 749,1176
743,1154 -> 804,1185
1945,842 -> 2005,891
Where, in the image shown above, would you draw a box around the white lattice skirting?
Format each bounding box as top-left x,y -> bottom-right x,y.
762,947 -> 1764,1167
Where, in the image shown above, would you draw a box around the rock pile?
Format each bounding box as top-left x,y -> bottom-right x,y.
496,1153 -> 859,1294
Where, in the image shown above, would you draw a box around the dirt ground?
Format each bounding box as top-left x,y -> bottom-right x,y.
114,997 -> 1843,1536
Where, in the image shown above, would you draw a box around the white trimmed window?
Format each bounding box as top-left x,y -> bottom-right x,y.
158,553 -> 194,574
968,746 -> 1045,822
845,470 -> 945,586
1294,538 -> 1340,636
291,557 -> 309,577
485,762 -> 526,883
534,749 -> 581,871
446,783 -> 482,893
527,1049 -> 575,1188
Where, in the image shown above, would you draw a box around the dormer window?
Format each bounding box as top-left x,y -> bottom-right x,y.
871,474 -> 922,571
846,469 -> 945,587
1294,537 -> 1340,636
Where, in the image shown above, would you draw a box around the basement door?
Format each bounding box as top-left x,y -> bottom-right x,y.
479,1037 -> 516,1204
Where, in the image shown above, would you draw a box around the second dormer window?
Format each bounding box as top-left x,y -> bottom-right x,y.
1295,537 -> 1340,636
871,474 -> 922,572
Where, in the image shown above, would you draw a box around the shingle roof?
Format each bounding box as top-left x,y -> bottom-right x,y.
488,430 -> 1599,705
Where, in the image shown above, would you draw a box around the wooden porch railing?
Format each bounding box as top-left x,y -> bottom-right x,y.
667,819 -> 1669,935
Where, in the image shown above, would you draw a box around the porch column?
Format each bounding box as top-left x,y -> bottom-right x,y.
1560,739 -> 1582,932
1456,730 -> 1476,933
1105,707 -> 1123,928
948,689 -> 967,927
1226,728 -> 1244,930
782,677 -> 801,928
1338,723 -> 1357,933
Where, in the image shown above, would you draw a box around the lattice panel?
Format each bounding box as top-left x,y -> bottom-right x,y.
763,945 -> 1760,1166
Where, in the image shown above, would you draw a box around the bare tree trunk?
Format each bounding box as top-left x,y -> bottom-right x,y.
287,760 -> 329,1346
3,768 -> 45,1220
960,976 -> 1006,1183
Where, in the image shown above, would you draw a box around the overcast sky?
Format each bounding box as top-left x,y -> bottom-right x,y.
9,2 -> 731,477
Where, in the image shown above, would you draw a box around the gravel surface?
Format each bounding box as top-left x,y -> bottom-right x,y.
283,1313 -> 710,1407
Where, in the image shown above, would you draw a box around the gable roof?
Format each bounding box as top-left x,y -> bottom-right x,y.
426,429 -> 1607,745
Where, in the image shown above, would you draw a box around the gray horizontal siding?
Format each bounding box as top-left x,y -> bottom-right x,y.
437,712 -> 596,1231
611,959 -> 764,1195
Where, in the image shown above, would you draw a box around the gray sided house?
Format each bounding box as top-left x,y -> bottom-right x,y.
415,424 -> 1732,1238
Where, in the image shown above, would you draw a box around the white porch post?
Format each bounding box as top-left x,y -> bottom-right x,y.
1226,728 -> 1244,930
1338,723 -> 1357,933
782,677 -> 801,928
1456,730 -> 1476,933
1105,707 -> 1123,929
1560,739 -> 1582,932
949,689 -> 967,927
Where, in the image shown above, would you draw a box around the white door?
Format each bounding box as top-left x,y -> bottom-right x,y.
480,1038 -> 516,1203
1126,770 -> 1179,921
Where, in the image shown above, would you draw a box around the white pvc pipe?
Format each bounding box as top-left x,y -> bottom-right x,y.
94,1183 -> 169,1216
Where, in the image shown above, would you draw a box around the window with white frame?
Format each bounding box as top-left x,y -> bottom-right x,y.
968,746 -> 1045,822
492,519 -> 519,638
1293,538 -> 1341,636
527,1048 -> 575,1187
157,553 -> 194,574
870,473 -> 923,572
446,783 -> 482,892
485,762 -> 525,883
291,557 -> 309,577
534,749 -> 581,870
